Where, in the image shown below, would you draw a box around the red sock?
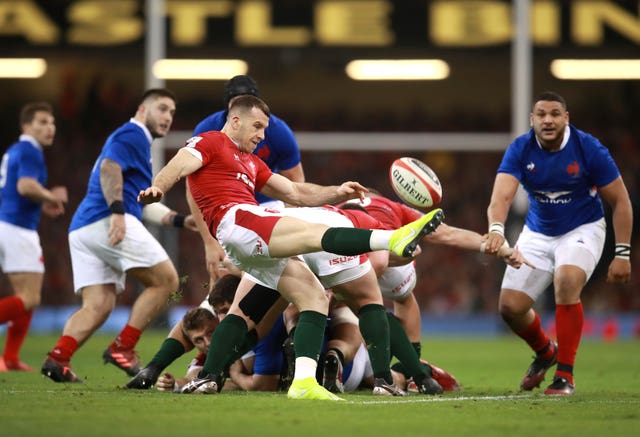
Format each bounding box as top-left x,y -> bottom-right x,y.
0,296 -> 26,325
554,302 -> 583,385
111,324 -> 141,350
3,310 -> 33,361
515,312 -> 553,358
49,335 -> 79,362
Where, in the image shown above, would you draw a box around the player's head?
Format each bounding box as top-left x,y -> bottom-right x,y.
137,88 -> 177,139
208,274 -> 240,320
223,75 -> 259,107
226,95 -> 270,153
182,307 -> 218,354
530,91 -> 569,150
20,102 -> 55,147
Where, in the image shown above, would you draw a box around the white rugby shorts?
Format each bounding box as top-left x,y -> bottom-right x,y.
502,218 -> 606,300
378,262 -> 417,301
68,214 -> 169,294
0,221 -> 44,273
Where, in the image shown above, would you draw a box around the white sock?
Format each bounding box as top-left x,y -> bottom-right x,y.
294,356 -> 318,380
369,230 -> 393,250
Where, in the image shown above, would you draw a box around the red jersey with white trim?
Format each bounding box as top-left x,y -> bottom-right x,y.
184,131 -> 273,234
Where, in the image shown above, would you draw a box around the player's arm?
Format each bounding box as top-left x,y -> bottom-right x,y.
486,172 -> 519,253
598,176 -> 633,284
141,202 -> 197,231
260,173 -> 367,206
100,158 -> 126,245
17,177 -> 67,217
278,163 -> 306,207
186,180 -> 226,284
228,358 -> 280,391
138,148 -> 202,204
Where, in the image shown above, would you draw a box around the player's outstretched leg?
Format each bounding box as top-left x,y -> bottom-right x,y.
389,209 -> 444,257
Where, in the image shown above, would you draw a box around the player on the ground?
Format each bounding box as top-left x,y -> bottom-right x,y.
484,91 -> 633,395
0,102 -> 67,372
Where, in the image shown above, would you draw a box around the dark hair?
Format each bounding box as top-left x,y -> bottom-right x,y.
20,102 -> 53,126
534,91 -> 567,111
207,274 -> 240,308
223,75 -> 259,106
182,307 -> 216,336
141,88 -> 177,105
228,95 -> 271,118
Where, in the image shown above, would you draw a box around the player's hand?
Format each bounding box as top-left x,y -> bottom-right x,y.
138,186 -> 164,204
205,239 -> 228,285
183,214 -> 199,232
484,231 -> 506,254
42,185 -> 68,217
497,246 -> 535,269
606,258 -> 631,284
108,213 -> 126,245
156,373 -> 176,392
337,181 -> 369,201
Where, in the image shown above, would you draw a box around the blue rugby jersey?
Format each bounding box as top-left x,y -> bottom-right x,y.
69,120 -> 153,231
0,135 -> 47,230
498,125 -> 619,236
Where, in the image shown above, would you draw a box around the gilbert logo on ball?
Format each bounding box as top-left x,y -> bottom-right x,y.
389,157 -> 442,208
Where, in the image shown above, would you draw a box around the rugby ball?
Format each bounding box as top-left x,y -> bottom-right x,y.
389,157 -> 442,209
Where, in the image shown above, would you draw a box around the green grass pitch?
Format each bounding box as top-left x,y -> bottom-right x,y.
1,333 -> 638,437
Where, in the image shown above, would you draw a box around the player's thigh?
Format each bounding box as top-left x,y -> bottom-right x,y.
501,226 -> 555,302
127,259 -> 178,290
277,258 -> 329,313
331,266 -> 383,307
6,272 -> 43,308
554,218 -> 606,284
378,263 -> 417,301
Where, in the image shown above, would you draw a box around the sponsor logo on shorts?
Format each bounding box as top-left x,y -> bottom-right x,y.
328,255 -> 359,266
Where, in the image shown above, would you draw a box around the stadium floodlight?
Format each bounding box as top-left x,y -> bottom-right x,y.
550,59 -> 640,80
345,59 -> 450,80
0,58 -> 47,78
152,59 -> 248,80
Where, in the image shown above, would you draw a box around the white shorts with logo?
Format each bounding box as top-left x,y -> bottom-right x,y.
0,221 -> 44,273
378,262 -> 417,301
502,218 -> 606,301
68,214 -> 169,294
217,205 -> 369,290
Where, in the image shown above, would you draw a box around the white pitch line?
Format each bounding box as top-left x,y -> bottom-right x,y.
348,394 -> 534,405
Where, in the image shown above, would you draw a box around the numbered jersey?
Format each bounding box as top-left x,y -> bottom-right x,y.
182,131 -> 273,234
0,136 -> 47,230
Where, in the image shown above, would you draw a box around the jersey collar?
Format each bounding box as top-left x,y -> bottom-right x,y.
535,125 -> 570,151
19,134 -> 42,150
130,118 -> 153,144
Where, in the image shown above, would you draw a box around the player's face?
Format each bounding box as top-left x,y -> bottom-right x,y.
144,96 -> 176,139
530,100 -> 569,150
186,320 -> 217,354
236,107 -> 269,153
23,111 -> 55,147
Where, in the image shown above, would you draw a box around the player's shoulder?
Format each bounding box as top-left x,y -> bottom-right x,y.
570,124 -> 605,149
194,110 -> 226,135
266,113 -> 294,134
